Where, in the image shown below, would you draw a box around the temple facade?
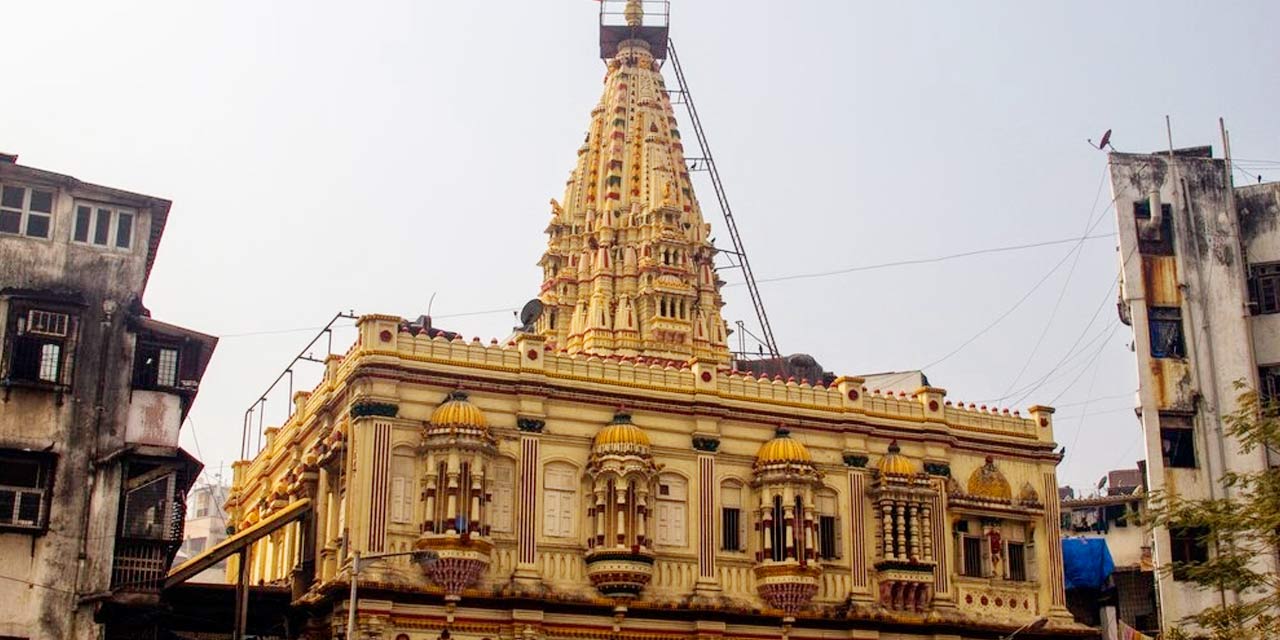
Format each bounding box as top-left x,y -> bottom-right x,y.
214,3 -> 1086,639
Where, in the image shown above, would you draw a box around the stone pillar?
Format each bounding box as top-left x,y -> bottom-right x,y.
908,503 -> 921,561
694,451 -> 720,595
512,426 -> 543,586
894,501 -> 906,559
881,501 -> 894,560
615,486 -> 627,546
921,504 -> 933,562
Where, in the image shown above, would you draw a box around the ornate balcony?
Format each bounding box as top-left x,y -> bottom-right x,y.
753,561 -> 821,615
584,547 -> 655,599
415,533 -> 493,598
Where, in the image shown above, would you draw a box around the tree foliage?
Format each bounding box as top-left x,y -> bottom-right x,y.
1148,382 -> 1280,640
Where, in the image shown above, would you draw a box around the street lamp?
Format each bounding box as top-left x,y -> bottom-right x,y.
1002,617 -> 1049,639
345,549 -> 439,640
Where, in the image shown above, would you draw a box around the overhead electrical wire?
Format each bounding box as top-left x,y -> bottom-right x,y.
1000,166 -> 1111,397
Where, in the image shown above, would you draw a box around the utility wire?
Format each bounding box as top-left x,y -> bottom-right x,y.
724,233 -> 1115,287
1000,167 -> 1111,397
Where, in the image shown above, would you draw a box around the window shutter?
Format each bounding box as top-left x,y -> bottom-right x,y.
558,491 -> 573,537
543,490 -> 560,536
391,477 -> 406,523
672,503 -> 686,546
835,515 -> 844,559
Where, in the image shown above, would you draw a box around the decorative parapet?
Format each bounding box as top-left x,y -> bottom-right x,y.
956,581 -> 1041,622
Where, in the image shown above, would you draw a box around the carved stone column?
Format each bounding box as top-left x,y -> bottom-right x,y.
512,418 -> 545,587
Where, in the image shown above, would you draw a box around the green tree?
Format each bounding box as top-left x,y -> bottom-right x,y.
1148,382 -> 1280,640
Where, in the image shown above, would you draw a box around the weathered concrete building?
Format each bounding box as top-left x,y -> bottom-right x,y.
0,152 -> 216,638
178,3 -> 1091,639
1110,144 -> 1280,629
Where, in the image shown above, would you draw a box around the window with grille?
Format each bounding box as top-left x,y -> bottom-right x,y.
1160,415 -> 1197,469
1249,263 -> 1280,315
122,474 -> 178,541
1170,526 -> 1209,581
1007,542 -> 1027,581
4,305 -> 76,388
0,452 -> 54,532
1148,307 -> 1186,359
720,481 -> 746,552
0,183 -> 54,239
1260,365 -> 1280,405
962,535 -> 984,577
133,341 -> 181,390
817,491 -> 841,560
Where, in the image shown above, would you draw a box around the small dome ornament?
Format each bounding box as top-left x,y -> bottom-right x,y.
592,410 -> 651,456
428,390 -> 488,433
967,456 -> 1013,501
754,427 -> 814,469
876,440 -> 918,477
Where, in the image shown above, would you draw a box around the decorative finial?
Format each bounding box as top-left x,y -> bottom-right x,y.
624,0 -> 643,27
887,439 -> 901,454
775,425 -> 791,438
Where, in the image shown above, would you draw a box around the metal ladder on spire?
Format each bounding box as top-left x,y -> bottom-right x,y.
666,39 -> 781,359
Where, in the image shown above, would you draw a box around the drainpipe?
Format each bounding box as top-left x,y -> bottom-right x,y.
70,299 -> 116,639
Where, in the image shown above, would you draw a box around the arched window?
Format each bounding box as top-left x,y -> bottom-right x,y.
816,489 -> 841,560
655,474 -> 687,547
720,480 -> 747,552
543,463 -> 577,538
389,449 -> 415,525
489,458 -> 515,534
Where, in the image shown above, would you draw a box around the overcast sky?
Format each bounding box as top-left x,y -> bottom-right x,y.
5,0 -> 1278,494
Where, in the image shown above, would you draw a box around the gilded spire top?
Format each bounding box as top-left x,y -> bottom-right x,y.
624,0 -> 644,27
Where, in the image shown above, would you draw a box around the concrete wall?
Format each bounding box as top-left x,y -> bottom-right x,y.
1110,152 -> 1280,630
0,161 -> 161,638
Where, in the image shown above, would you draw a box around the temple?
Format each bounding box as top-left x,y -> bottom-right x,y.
195,3 -> 1090,638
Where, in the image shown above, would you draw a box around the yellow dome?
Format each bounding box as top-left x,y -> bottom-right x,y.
754,428 -> 813,467
967,456 -> 1013,501
430,391 -> 487,430
591,409 -> 650,450
877,440 -> 918,476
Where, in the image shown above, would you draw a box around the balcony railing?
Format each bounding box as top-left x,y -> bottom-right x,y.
112,538 -> 176,593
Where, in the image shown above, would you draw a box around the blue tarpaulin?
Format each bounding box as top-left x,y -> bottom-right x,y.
1062,537 -> 1115,590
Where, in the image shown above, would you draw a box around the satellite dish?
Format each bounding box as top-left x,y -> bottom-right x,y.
518,299 -> 545,332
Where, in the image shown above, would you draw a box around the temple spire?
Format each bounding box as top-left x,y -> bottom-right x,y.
534,27 -> 730,365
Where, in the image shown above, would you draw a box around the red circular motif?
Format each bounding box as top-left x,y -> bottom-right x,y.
980,596 -> 989,606
379,330 -> 393,342
928,400 -> 939,411
1010,599 -> 1017,608
700,371 -> 712,382
965,594 -> 973,604
527,349 -> 539,360
1039,417 -> 1048,427
848,389 -> 860,401
1023,599 -> 1029,608
995,597 -> 1003,607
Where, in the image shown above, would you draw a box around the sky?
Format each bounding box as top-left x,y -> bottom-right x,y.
4,0 -> 1278,495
